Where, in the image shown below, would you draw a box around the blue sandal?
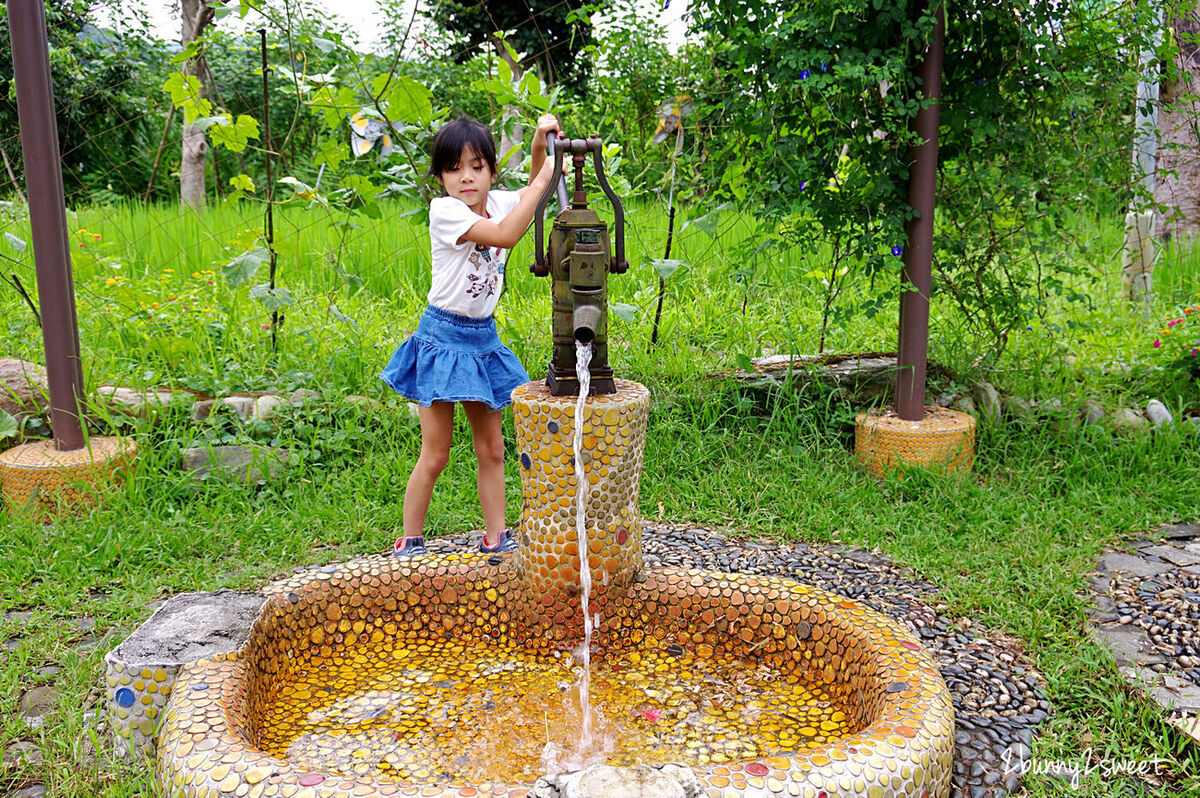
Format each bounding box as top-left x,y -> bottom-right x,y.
393,536 -> 427,558
479,529 -> 518,554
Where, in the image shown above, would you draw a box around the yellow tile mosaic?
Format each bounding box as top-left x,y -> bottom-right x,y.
0,435 -> 136,519
154,381 -> 954,796
854,407 -> 974,476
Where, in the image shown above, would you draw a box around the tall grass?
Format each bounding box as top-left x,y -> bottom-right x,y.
7,197 -> 1192,401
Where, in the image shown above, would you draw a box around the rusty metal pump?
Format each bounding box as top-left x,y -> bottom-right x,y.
531,135 -> 628,396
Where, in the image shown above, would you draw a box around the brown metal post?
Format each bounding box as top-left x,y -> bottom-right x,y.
895,2 -> 945,422
8,0 -> 86,450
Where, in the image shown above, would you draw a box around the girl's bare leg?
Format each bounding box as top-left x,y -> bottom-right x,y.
462,401 -> 507,547
402,402 -> 455,539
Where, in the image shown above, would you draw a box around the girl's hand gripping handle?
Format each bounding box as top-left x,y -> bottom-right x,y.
532,132 -> 568,276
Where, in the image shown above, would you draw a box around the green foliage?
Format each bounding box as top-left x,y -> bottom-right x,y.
424,0 -> 604,92
0,0 -> 171,202
685,0 -> 1171,358
222,247 -> 271,288
164,72 -> 212,123
0,408 -> 18,441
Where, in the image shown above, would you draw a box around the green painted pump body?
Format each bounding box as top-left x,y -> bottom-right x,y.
531,136 -> 628,397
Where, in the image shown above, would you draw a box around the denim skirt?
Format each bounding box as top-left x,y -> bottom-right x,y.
380,305 -> 529,410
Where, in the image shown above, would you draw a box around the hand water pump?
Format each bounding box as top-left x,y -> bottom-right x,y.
531,134 -> 628,396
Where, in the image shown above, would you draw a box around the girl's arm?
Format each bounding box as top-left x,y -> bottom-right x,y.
461,158 -> 556,250
461,114 -> 563,250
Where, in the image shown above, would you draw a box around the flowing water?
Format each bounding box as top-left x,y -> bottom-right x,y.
554,340 -> 602,769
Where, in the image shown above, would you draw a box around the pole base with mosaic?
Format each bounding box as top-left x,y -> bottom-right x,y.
854,406 -> 975,476
0,436 -> 137,520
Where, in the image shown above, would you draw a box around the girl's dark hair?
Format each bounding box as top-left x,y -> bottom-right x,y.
430,117 -> 497,176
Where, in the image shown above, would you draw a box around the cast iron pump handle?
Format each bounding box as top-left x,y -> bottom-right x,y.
532,134 -> 627,276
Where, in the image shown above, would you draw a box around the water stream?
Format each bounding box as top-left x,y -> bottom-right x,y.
572,340 -> 596,752
539,341 -> 605,773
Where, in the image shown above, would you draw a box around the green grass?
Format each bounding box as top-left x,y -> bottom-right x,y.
1,197 -> 1199,796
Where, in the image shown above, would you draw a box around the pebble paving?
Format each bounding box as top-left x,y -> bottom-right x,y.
1088,523 -> 1200,741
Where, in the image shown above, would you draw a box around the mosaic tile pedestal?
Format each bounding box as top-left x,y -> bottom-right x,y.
0,435 -> 136,519
855,407 -> 975,477
155,553 -> 955,798
510,379 -> 650,644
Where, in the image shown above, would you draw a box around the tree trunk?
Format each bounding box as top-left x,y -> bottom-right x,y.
1155,11 -> 1200,241
180,0 -> 214,211
492,34 -> 525,169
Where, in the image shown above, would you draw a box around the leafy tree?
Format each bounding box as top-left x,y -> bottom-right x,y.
573,0 -> 679,183
687,0 -> 1166,358
0,0 -> 166,202
424,0 -> 604,93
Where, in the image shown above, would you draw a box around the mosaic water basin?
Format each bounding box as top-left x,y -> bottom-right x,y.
157,553 -> 955,797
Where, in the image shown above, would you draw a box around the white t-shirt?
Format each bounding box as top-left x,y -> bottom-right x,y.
427,189 -> 523,318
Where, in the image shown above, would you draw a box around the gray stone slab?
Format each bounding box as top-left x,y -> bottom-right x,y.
180,444 -> 289,485
9,786 -> 46,798
1091,624 -> 1159,665
1163,524 -> 1200,540
1141,545 -> 1200,567
1162,673 -> 1200,696
1087,609 -> 1119,623
1149,679 -> 1200,714
108,589 -> 263,664
104,589 -> 265,760
1099,552 -> 1171,578
1120,665 -> 1163,686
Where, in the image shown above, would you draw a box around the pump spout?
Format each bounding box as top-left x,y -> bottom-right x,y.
572,293 -> 602,344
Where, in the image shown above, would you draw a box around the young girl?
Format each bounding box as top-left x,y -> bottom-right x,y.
382,114 -> 563,557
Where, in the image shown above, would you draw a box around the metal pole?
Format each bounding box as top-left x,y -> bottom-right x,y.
8,0 -> 86,450
895,2 -> 945,422
259,30 -> 279,350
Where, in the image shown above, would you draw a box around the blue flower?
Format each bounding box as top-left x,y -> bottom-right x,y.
799,69 -> 811,79
891,245 -> 903,257
799,180 -> 807,191
662,0 -> 670,8
820,62 -> 827,72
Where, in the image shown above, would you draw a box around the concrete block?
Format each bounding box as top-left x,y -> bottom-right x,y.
103,590 -> 264,759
